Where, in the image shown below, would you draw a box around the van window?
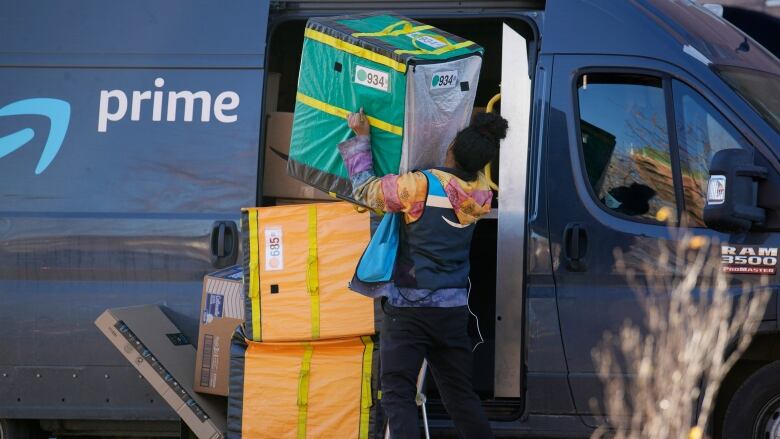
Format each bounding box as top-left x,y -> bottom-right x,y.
577,74 -> 676,222
716,66 -> 780,134
672,80 -> 752,227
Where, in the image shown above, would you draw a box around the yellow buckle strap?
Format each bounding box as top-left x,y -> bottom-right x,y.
352,20 -> 433,38
296,92 -> 403,137
395,39 -> 476,56
248,210 -> 262,341
296,343 -> 314,439
304,27 -> 407,74
306,206 -> 321,340
359,336 -> 375,439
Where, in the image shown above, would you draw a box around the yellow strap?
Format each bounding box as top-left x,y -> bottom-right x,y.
353,203 -> 382,216
353,20 -> 411,37
304,27 -> 407,74
296,343 -> 314,439
395,39 -> 476,56
296,92 -> 403,137
358,336 -> 375,439
306,206 -> 321,339
248,210 -> 262,341
352,20 -> 433,38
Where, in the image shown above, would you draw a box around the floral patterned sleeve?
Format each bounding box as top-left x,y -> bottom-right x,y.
337,135 -> 428,223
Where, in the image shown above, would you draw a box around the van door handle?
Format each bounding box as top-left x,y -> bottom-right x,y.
210,220 -> 239,268
217,223 -> 226,257
563,223 -> 587,272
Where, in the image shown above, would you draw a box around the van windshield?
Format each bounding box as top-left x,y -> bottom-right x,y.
716,66 -> 780,134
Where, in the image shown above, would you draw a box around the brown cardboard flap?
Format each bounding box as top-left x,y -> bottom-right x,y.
263,112 -> 332,201
95,305 -> 226,439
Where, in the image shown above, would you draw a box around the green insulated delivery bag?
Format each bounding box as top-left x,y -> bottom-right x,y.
288,12 -> 483,202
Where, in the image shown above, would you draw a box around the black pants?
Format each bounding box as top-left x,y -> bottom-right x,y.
380,300 -> 493,439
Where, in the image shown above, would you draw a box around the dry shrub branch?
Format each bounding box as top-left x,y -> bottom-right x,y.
591,233 -> 770,439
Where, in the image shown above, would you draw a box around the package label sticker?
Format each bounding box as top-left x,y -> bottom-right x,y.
355,65 -> 390,92
265,227 -> 284,271
199,334 -> 214,387
721,245 -> 778,275
431,70 -> 459,90
707,175 -> 726,205
165,332 -> 190,346
203,293 -> 224,323
212,265 -> 242,280
407,31 -> 447,49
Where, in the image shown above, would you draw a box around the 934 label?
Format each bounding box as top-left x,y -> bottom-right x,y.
431,70 -> 459,90
407,32 -> 447,49
355,65 -> 390,92
264,227 -> 284,271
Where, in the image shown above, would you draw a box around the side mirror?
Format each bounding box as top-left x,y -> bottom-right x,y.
703,149 -> 767,232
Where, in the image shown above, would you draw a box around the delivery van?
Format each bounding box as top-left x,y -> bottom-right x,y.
2,0 -> 780,437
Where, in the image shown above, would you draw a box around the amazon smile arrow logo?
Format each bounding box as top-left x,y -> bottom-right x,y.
0,98 -> 71,174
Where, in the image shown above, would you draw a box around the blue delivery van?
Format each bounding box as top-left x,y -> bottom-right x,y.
2,0 -> 780,437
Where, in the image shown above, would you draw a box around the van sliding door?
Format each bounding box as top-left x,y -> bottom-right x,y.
494,23 -> 532,399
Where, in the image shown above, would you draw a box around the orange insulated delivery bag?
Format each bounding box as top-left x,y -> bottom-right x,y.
241,202 -> 377,342
228,331 -> 382,439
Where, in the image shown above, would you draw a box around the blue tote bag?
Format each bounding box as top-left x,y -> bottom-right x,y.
355,211 -> 401,283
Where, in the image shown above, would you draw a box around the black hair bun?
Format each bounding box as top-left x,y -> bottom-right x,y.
472,112 -> 508,144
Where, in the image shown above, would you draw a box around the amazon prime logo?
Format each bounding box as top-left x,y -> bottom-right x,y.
0,98 -> 71,174
97,77 -> 239,133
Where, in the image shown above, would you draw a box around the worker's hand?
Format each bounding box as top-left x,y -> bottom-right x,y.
347,107 -> 370,137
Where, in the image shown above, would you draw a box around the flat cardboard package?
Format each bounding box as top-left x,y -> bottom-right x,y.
263,112 -> 332,201
194,266 -> 245,396
95,305 -> 226,439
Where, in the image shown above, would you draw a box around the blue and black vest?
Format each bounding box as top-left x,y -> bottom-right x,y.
393,169 -> 477,291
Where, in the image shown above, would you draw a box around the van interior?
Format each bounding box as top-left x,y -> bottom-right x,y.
261,14 -> 537,419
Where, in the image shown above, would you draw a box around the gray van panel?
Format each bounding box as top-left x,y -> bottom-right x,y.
0,2 -> 269,421
0,1 -> 269,68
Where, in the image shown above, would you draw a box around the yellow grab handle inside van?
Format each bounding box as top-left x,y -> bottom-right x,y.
483,93 -> 501,191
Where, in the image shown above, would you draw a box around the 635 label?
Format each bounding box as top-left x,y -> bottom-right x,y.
264,227 -> 284,271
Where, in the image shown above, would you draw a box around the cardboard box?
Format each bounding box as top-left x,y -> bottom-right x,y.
193,266 -> 244,396
273,197 -> 337,206
95,305 -> 226,439
263,112 -> 332,201
265,72 -> 281,113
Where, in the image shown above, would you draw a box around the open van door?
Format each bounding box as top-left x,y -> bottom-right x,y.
494,23 -> 532,398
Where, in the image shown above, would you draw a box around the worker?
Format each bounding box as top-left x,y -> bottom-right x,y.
338,108 -> 508,439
